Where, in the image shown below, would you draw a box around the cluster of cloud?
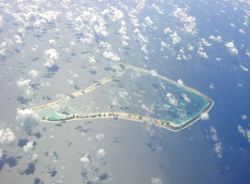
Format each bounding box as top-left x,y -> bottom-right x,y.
237,125 -> 250,143
152,3 -> 164,14
210,126 -> 223,159
162,27 -> 193,61
16,78 -> 34,98
225,41 -> 238,55
197,46 -> 208,59
127,7 -> 149,57
103,50 -> 120,61
16,108 -> 39,128
201,38 -> 212,47
134,28 -> 149,55
44,48 -> 59,68
0,127 -> 15,144
173,7 -> 197,35
209,35 -> 222,43
166,93 -> 178,106
28,69 -> 39,78
163,27 -> 181,45
176,48 -> 190,61
2,1 -> 61,30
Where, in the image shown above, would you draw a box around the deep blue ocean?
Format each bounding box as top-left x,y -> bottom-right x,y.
0,0 -> 249,183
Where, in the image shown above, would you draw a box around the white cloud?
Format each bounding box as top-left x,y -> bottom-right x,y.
166,93 -> 178,106
225,41 -> 238,55
170,31 -> 181,44
216,57 -> 221,61
177,79 -> 184,87
49,39 -> 56,46
17,78 -> 31,88
141,44 -> 148,54
152,3 -> 164,14
188,44 -> 194,51
247,130 -> 250,143
14,35 -> 22,44
42,11 -> 61,22
95,133 -> 105,141
31,44 -> 38,52
237,125 -> 250,143
214,142 -> 223,159
209,35 -> 222,43
88,56 -> 96,63
145,16 -> 153,26
44,48 -> 59,68
141,104 -> 153,113
135,29 -> 148,44
160,41 -> 168,49
239,65 -> 248,72
32,153 -> 38,161
173,8 -> 197,34
238,125 -> 245,136
151,177 -> 163,184
122,40 -> 128,47
94,22 -> 108,37
16,78 -> 34,98
181,93 -> 191,103
201,38 -> 212,47
0,127 -> 15,144
209,83 -> 215,89
163,27 -> 172,34
119,26 -> 127,35
246,50 -> 250,57
210,126 -> 218,142
16,108 -> 39,121
241,114 -> 247,120
238,29 -> 245,34
28,69 -> 39,78
110,7 -> 124,22
210,126 -> 223,158
96,149 -> 106,160
23,140 -> 34,152
80,155 -> 90,167
44,49 -> 59,61
197,47 -> 208,58
200,112 -> 209,120
103,51 -> 120,61
150,70 -> 157,76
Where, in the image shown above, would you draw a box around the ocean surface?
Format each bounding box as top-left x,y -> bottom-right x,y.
0,0 -> 249,183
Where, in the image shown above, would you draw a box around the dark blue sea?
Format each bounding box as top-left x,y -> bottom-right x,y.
0,0 -> 249,183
